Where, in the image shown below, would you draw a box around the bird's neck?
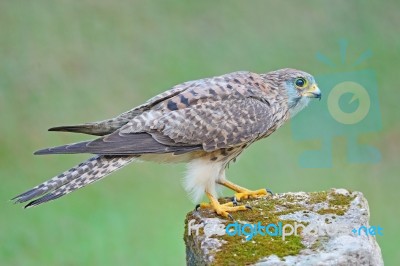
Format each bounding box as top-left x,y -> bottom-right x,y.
288,96 -> 310,118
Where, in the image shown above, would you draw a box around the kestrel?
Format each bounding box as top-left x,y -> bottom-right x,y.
13,68 -> 321,218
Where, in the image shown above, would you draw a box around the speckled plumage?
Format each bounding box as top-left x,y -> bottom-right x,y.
13,68 -> 321,206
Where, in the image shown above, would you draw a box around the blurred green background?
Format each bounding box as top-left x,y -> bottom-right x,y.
1,1 -> 398,265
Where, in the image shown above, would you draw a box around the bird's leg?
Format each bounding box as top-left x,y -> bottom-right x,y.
197,191 -> 250,219
217,179 -> 272,201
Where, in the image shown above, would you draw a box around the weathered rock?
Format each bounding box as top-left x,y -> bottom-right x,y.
184,189 -> 383,266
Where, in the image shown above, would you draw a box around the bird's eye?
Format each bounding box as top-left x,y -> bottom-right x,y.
295,78 -> 307,88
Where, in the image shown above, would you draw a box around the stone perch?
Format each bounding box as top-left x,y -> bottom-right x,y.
184,189 -> 383,266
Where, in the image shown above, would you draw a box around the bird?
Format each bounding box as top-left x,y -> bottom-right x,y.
12,68 -> 321,218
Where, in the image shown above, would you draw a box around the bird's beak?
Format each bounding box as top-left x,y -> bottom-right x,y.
303,84 -> 321,100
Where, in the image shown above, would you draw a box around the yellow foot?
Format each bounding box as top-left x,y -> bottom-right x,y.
234,188 -> 273,201
196,201 -> 235,209
197,192 -> 251,219
216,180 -> 273,202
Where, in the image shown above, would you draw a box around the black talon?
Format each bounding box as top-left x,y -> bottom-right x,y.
245,205 -> 252,210
231,196 -> 238,206
195,204 -> 201,211
266,188 -> 274,196
227,213 -> 234,220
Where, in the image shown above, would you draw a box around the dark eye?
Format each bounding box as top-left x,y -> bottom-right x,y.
295,78 -> 307,88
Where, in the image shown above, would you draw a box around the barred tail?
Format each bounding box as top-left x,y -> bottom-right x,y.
12,155 -> 137,208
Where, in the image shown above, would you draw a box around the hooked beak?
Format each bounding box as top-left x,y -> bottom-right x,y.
303,83 -> 321,100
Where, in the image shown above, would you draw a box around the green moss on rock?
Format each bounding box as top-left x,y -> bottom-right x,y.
214,233 -> 304,266
316,190 -> 356,216
208,195 -> 308,264
308,191 -> 328,204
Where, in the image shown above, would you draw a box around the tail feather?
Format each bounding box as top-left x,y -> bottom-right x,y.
12,155 -> 136,208
48,124 -> 114,136
47,109 -> 143,136
33,132 -> 202,156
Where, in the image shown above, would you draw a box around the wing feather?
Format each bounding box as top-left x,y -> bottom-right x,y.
118,72 -> 286,152
156,97 -> 277,151
34,132 -> 201,155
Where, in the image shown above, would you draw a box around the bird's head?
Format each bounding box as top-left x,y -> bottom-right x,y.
265,68 -> 321,117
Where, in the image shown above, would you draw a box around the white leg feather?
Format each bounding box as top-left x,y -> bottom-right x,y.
183,159 -> 225,203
